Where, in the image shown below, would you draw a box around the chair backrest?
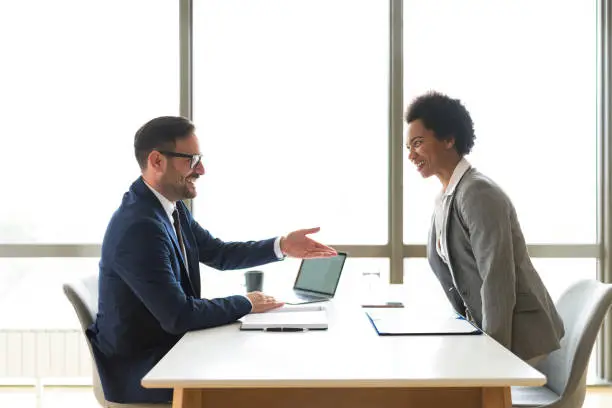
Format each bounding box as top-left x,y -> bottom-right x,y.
63,275 -> 98,330
537,279 -> 612,406
63,275 -> 104,406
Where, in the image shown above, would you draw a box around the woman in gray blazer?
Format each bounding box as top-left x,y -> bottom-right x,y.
404,91 -> 565,365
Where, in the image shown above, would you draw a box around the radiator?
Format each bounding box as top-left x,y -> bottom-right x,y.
0,329 -> 92,382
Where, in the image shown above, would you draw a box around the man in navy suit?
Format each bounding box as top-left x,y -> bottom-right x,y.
86,116 -> 336,405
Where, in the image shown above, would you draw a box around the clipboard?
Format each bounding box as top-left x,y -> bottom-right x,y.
366,310 -> 481,336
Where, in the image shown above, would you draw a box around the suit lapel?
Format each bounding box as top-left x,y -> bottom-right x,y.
428,218 -> 466,316
443,194 -> 462,291
428,219 -> 448,274
441,167 -> 472,273
132,177 -> 198,297
162,220 -> 187,266
160,206 -> 196,296
174,205 -> 200,297
429,213 -> 461,292
180,219 -> 201,298
440,197 -> 451,259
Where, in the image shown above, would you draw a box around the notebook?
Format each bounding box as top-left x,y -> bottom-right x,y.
239,307 -> 328,331
270,304 -> 326,313
366,309 -> 481,336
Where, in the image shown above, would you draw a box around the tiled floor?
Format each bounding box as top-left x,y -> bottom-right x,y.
0,386 -> 611,408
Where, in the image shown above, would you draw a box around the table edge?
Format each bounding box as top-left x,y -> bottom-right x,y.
141,377 -> 546,389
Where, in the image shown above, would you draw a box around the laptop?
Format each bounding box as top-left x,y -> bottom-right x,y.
279,252 -> 347,305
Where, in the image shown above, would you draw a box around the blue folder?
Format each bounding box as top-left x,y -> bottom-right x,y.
365,310 -> 481,336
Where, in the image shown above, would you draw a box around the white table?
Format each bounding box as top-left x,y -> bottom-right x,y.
142,288 -> 545,408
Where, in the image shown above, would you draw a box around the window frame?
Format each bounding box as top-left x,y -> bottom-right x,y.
0,0 -> 609,381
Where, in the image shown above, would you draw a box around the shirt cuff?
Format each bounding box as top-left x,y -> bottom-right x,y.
273,236 -> 285,260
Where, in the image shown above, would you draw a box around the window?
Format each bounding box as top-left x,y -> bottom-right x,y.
0,258 -> 100,330
0,0 -> 179,244
0,0 -> 179,381
403,0 -> 597,245
192,0 -> 389,245
0,0 -> 608,390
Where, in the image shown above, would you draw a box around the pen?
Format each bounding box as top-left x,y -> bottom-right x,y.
264,327 -> 307,332
361,302 -> 404,308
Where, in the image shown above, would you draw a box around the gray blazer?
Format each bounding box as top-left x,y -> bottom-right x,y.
427,167 -> 565,361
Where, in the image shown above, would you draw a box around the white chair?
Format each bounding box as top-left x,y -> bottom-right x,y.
512,279 -> 612,408
63,276 -> 170,408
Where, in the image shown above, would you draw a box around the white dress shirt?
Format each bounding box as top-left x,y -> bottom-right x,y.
434,157 -> 472,265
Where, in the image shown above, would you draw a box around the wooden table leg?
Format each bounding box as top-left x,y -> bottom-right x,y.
172,387 -> 513,408
482,387 -> 512,408
172,388 -> 202,408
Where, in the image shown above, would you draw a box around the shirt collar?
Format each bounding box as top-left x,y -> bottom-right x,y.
443,157 -> 472,197
143,179 -> 176,222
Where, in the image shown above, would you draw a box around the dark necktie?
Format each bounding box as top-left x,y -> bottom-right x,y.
172,209 -> 188,268
172,207 -> 197,297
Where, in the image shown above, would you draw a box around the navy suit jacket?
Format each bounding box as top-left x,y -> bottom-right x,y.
86,177 -> 280,404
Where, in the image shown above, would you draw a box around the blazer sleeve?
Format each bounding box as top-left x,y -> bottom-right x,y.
183,205 -> 280,270
113,220 -> 252,335
458,183 -> 517,349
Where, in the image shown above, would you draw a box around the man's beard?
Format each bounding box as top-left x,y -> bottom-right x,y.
177,174 -> 198,200
161,173 -> 198,201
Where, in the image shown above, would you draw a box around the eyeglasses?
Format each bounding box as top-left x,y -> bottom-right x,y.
157,150 -> 203,169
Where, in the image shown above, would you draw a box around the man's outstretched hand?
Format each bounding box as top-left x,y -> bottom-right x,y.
279,227 -> 337,258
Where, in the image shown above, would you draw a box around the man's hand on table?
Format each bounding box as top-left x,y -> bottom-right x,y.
246,291 -> 284,313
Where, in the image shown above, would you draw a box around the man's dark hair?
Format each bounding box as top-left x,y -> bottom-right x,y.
134,116 -> 195,170
405,91 -> 475,155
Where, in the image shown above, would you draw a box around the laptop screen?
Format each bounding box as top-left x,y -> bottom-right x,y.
293,253 -> 347,296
